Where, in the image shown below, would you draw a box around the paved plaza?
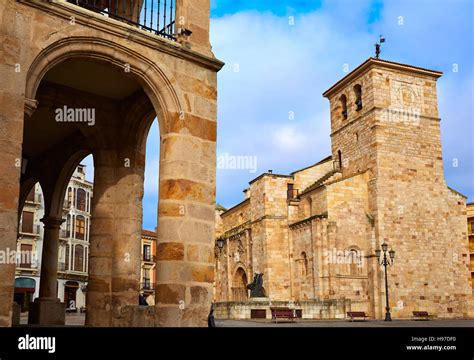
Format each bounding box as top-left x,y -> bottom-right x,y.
18,313 -> 474,327
216,319 -> 474,327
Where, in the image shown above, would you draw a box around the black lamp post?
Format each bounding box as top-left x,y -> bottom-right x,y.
375,242 -> 395,321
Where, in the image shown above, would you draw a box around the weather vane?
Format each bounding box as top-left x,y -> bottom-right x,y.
375,35 -> 386,59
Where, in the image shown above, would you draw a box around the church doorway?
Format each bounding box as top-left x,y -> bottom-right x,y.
232,268 -> 248,301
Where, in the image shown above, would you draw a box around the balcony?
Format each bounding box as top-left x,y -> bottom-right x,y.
142,255 -> 156,262
141,281 -> 154,291
60,229 -> 71,239
67,0 -> 176,40
287,188 -> 299,201
20,224 -> 41,236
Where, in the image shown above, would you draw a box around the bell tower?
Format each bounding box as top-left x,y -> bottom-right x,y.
324,58 -> 471,318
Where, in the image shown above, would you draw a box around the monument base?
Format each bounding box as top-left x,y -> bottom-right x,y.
28,298 -> 66,326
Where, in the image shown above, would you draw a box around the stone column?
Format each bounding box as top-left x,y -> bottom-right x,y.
0,37 -> 27,324
175,0 -> 212,56
155,113 -> 216,326
110,148 -> 144,326
86,150 -> 115,326
28,216 -> 66,325
86,148 -> 143,326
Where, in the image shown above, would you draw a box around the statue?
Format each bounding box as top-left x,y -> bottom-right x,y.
246,273 -> 266,298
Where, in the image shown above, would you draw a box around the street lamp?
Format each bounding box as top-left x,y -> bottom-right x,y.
375,242 -> 395,321
216,237 -> 226,252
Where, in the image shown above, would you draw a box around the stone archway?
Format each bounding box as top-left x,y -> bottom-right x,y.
0,0 -> 222,327
18,41 -> 214,327
232,267 -> 248,302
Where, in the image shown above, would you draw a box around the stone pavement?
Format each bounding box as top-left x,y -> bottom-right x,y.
215,319 -> 474,327
19,313 -> 474,327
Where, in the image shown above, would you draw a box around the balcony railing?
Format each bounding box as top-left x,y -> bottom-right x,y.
20,224 -> 41,236
142,255 -> 156,262
67,0 -> 176,40
141,281 -> 154,290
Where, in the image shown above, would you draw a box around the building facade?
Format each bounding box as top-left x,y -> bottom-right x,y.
467,203 -> 474,291
15,165 -> 92,312
215,58 -> 473,320
140,230 -> 157,306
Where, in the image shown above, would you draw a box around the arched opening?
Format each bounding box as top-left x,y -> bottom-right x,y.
232,268 -> 248,301
21,50 -> 161,325
347,248 -> 362,275
140,119 -> 160,304
354,84 -> 362,111
340,94 -> 348,119
13,28 -> 218,327
301,251 -> 308,276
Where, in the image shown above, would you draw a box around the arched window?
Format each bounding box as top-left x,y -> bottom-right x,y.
85,218 -> 88,241
301,252 -> 308,276
74,245 -> 84,272
340,94 -> 348,119
65,244 -> 70,270
348,248 -> 362,275
76,188 -> 86,211
66,214 -> 71,238
67,187 -> 72,208
354,84 -> 362,110
75,215 -> 85,240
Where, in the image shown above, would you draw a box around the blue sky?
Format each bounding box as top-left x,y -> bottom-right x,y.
85,0 -> 474,231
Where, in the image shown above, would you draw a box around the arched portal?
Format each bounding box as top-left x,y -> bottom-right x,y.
232,268 -> 248,301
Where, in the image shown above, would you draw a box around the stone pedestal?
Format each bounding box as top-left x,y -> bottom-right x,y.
28,298 -> 65,326
11,302 -> 20,326
249,297 -> 271,302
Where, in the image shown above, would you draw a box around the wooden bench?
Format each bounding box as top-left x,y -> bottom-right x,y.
412,311 -> 430,320
347,311 -> 367,321
270,307 -> 296,323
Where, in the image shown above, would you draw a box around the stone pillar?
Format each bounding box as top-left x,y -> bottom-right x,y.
0,52 -> 26,326
28,216 -> 66,325
86,148 -> 143,326
155,113 -> 216,326
86,150 -> 115,326
175,0 -> 212,56
111,148 -> 144,326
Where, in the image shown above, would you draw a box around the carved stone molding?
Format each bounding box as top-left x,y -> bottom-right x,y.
24,98 -> 39,118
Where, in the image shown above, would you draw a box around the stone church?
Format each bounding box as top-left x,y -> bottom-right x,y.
214,58 -> 473,320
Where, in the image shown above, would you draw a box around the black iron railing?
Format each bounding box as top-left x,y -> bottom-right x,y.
67,0 -> 176,40
141,281 -> 154,290
143,254 -> 156,262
